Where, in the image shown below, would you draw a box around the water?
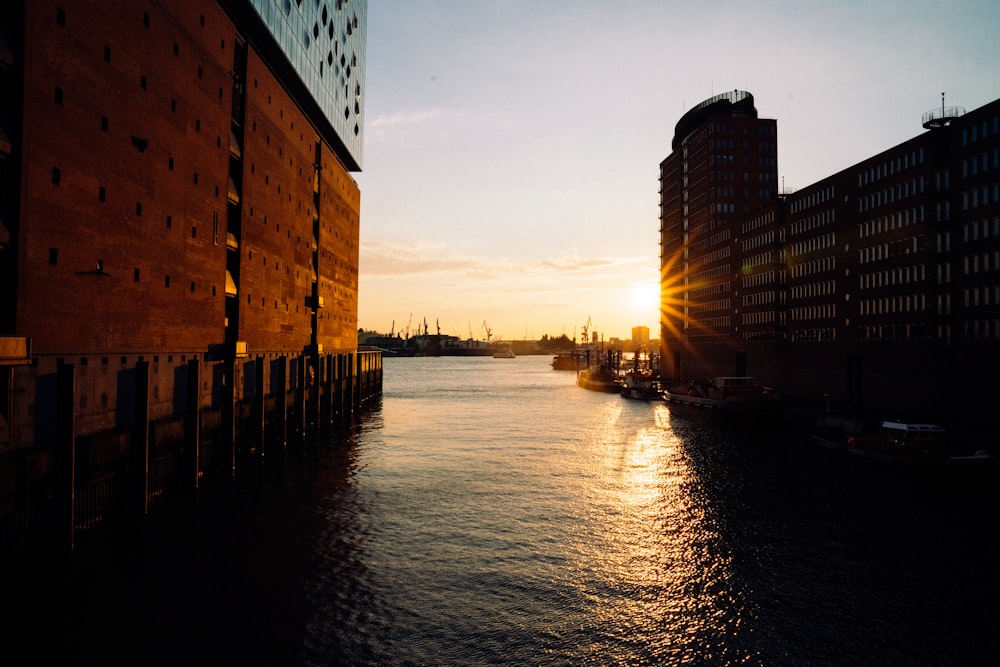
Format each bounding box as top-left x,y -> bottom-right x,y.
8,355 -> 998,665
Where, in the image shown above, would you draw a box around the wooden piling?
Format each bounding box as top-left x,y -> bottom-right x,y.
131,360 -> 150,517
56,360 -> 75,551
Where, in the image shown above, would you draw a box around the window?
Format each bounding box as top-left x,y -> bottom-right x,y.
54,87 -> 63,104
98,187 -> 105,202
49,248 -> 58,264
52,167 -> 61,184
101,116 -> 108,131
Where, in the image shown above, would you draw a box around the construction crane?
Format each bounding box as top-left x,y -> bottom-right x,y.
581,316 -> 592,345
482,321 -> 492,342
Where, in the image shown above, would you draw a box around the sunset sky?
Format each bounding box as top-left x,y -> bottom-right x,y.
354,0 -> 1000,343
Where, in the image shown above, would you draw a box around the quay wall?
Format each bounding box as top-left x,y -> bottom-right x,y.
0,348 -> 381,557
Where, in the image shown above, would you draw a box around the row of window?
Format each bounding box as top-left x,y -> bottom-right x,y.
963,252 -> 1000,274
963,217 -> 1000,241
857,149 -> 925,187
963,286 -> 1000,307
790,256 -> 835,279
741,269 -> 783,288
742,230 -> 780,251
859,264 -> 926,290
791,304 -> 836,321
858,176 -> 926,212
788,208 -> 835,236
860,294 -> 928,316
960,149 -> 1000,177
858,207 -> 925,239
858,238 -> 918,264
789,232 -> 835,258
961,116 -> 1000,146
961,183 -> 1000,210
788,185 -> 836,214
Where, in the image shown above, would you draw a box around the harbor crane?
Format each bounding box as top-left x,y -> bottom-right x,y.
482,321 -> 492,342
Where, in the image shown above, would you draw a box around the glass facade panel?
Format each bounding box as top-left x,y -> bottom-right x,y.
249,0 -> 366,168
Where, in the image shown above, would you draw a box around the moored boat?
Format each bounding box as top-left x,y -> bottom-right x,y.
662,376 -> 782,425
493,344 -> 515,359
813,419 -> 992,467
620,370 -> 664,401
577,365 -> 622,392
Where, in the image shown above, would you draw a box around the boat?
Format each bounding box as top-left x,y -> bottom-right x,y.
493,344 -> 515,359
551,348 -> 593,371
577,364 -> 622,393
813,419 -> 992,467
619,370 -> 664,401
662,376 -> 782,424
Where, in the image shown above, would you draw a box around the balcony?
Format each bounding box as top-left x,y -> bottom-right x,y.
922,105 -> 965,129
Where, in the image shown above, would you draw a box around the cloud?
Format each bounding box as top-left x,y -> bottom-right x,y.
361,240 -> 653,282
365,108 -> 448,144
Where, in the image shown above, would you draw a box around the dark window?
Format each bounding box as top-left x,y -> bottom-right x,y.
168,157 -> 174,170
165,275 -> 170,287
171,99 -> 176,112
190,281 -> 196,293
143,11 -> 149,26
98,187 -> 105,202
195,119 -> 200,131
140,74 -> 146,90
52,167 -> 61,184
134,268 -> 140,282
166,215 -> 172,228
191,226 -> 197,238
101,116 -> 108,131
173,42 -> 179,55
197,66 -> 202,79
49,248 -> 58,264
193,172 -> 199,184
104,46 -> 111,62
136,202 -> 142,216
54,87 -> 63,104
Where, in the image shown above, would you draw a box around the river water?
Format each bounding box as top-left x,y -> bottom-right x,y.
9,354 -> 998,665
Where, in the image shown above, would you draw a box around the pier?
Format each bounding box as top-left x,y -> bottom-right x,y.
0,348 -> 382,557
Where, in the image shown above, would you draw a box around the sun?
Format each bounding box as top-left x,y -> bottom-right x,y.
629,281 -> 660,314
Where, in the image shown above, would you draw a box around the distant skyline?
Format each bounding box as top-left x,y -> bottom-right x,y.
355,0 -> 1000,342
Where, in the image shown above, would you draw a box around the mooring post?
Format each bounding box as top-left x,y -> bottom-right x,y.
277,355 -> 288,447
131,360 -> 150,517
297,353 -> 307,438
184,359 -> 200,491
56,360 -> 75,552
254,355 -> 265,459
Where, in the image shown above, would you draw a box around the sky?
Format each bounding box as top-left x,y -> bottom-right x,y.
354,0 -> 1000,343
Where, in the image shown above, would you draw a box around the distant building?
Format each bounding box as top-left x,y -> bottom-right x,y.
631,326 -> 650,347
0,0 -> 379,552
659,91 -> 1000,424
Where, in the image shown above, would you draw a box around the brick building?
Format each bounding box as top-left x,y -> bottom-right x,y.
660,92 -> 1000,426
0,0 -> 380,553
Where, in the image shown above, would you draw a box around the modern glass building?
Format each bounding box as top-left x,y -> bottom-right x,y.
225,0 -> 366,170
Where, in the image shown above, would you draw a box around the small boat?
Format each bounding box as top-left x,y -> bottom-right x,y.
493,345 -> 515,359
551,348 -> 593,370
620,370 -> 664,401
577,365 -> 622,393
662,376 -> 782,425
813,419 -> 992,466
